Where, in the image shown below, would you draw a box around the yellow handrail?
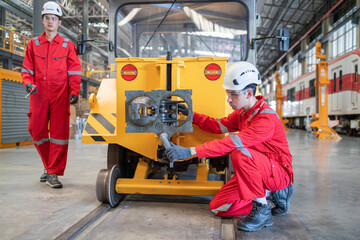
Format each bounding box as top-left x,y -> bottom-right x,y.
0,25 -> 30,56
0,25 -> 106,82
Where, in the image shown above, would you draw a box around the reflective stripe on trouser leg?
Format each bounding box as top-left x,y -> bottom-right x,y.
209,176 -> 253,217
211,203 -> 232,215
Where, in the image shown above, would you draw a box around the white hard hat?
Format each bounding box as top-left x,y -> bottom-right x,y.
42,1 -> 62,17
223,61 -> 261,90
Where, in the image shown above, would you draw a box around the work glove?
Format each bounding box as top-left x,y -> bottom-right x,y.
165,143 -> 192,162
69,94 -> 78,105
25,83 -> 37,94
178,104 -> 189,116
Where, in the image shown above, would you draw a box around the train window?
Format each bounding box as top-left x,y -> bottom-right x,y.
355,65 -> 358,83
115,2 -> 249,61
333,72 -> 337,92
287,87 -> 295,101
309,79 -> 315,97
339,70 -> 342,91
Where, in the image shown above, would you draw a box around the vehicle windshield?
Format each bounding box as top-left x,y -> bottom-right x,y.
116,1 -> 249,62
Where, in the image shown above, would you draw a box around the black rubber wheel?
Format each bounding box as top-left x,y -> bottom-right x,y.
96,169 -> 109,203
107,165 -> 122,207
95,166 -> 122,207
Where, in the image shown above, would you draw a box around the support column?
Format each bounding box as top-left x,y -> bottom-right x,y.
33,0 -> 46,37
82,81 -> 89,99
357,0 -> 360,49
82,0 -> 89,63
0,6 -> 5,26
322,14 -> 333,59
301,36 -> 309,74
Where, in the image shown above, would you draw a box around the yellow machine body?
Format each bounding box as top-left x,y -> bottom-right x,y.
82,57 -> 231,196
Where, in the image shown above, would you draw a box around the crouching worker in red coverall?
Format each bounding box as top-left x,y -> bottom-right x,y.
166,61 -> 294,232
22,1 -> 81,188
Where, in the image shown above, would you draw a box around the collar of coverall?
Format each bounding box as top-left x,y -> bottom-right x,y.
242,95 -> 265,117
39,32 -> 61,44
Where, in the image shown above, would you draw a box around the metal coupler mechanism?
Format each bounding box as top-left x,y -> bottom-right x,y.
125,89 -> 193,168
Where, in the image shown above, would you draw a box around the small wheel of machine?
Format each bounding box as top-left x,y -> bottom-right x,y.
96,165 -> 122,207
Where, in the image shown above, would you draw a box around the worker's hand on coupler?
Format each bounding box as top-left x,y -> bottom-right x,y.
165,142 -> 192,161
69,94 -> 78,105
177,104 -> 189,116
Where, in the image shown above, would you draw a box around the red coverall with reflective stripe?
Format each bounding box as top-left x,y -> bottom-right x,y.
194,95 -> 293,216
22,33 -> 81,175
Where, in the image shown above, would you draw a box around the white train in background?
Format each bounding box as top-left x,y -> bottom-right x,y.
264,48 -> 360,136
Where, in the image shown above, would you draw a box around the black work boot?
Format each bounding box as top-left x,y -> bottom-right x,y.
46,174 -> 63,188
40,169 -> 48,182
237,201 -> 273,232
270,184 -> 294,216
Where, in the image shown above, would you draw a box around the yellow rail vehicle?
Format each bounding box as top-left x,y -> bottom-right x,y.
81,0 -> 257,206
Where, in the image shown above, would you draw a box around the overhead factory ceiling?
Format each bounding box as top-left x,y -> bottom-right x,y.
1,0 -> 357,74
255,0 -> 357,77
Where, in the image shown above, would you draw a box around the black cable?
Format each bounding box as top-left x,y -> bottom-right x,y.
192,29 -> 216,57
142,0 -> 178,55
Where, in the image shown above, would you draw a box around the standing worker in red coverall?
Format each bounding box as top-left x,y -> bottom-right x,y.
22,1 -> 81,189
166,61 -> 294,232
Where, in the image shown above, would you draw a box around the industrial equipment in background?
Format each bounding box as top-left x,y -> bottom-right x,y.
0,68 -> 33,148
275,71 -> 289,131
310,42 -> 341,140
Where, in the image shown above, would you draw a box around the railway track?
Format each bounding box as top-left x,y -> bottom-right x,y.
54,195 -> 238,240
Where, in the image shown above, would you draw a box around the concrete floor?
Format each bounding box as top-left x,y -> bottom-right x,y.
0,130 -> 360,239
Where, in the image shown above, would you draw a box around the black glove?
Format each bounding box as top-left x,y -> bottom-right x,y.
25,83 -> 37,94
165,142 -> 192,161
178,104 -> 189,116
69,94 -> 78,105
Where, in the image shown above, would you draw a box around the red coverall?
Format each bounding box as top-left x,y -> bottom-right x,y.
194,95 -> 293,216
22,33 -> 81,176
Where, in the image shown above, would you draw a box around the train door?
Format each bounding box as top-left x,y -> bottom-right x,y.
351,61 -> 358,109
331,66 -> 341,112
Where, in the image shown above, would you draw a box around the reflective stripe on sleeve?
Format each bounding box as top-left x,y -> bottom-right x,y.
50,138 -> 69,145
217,119 -> 229,133
62,38 -> 69,48
237,147 -> 252,158
211,203 -> 232,215
229,134 -> 244,148
34,138 -> 49,146
259,109 -> 280,119
34,37 -> 40,46
22,68 -> 34,75
68,71 -> 82,75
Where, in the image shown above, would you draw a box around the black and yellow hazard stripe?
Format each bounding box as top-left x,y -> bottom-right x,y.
83,113 -> 116,142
